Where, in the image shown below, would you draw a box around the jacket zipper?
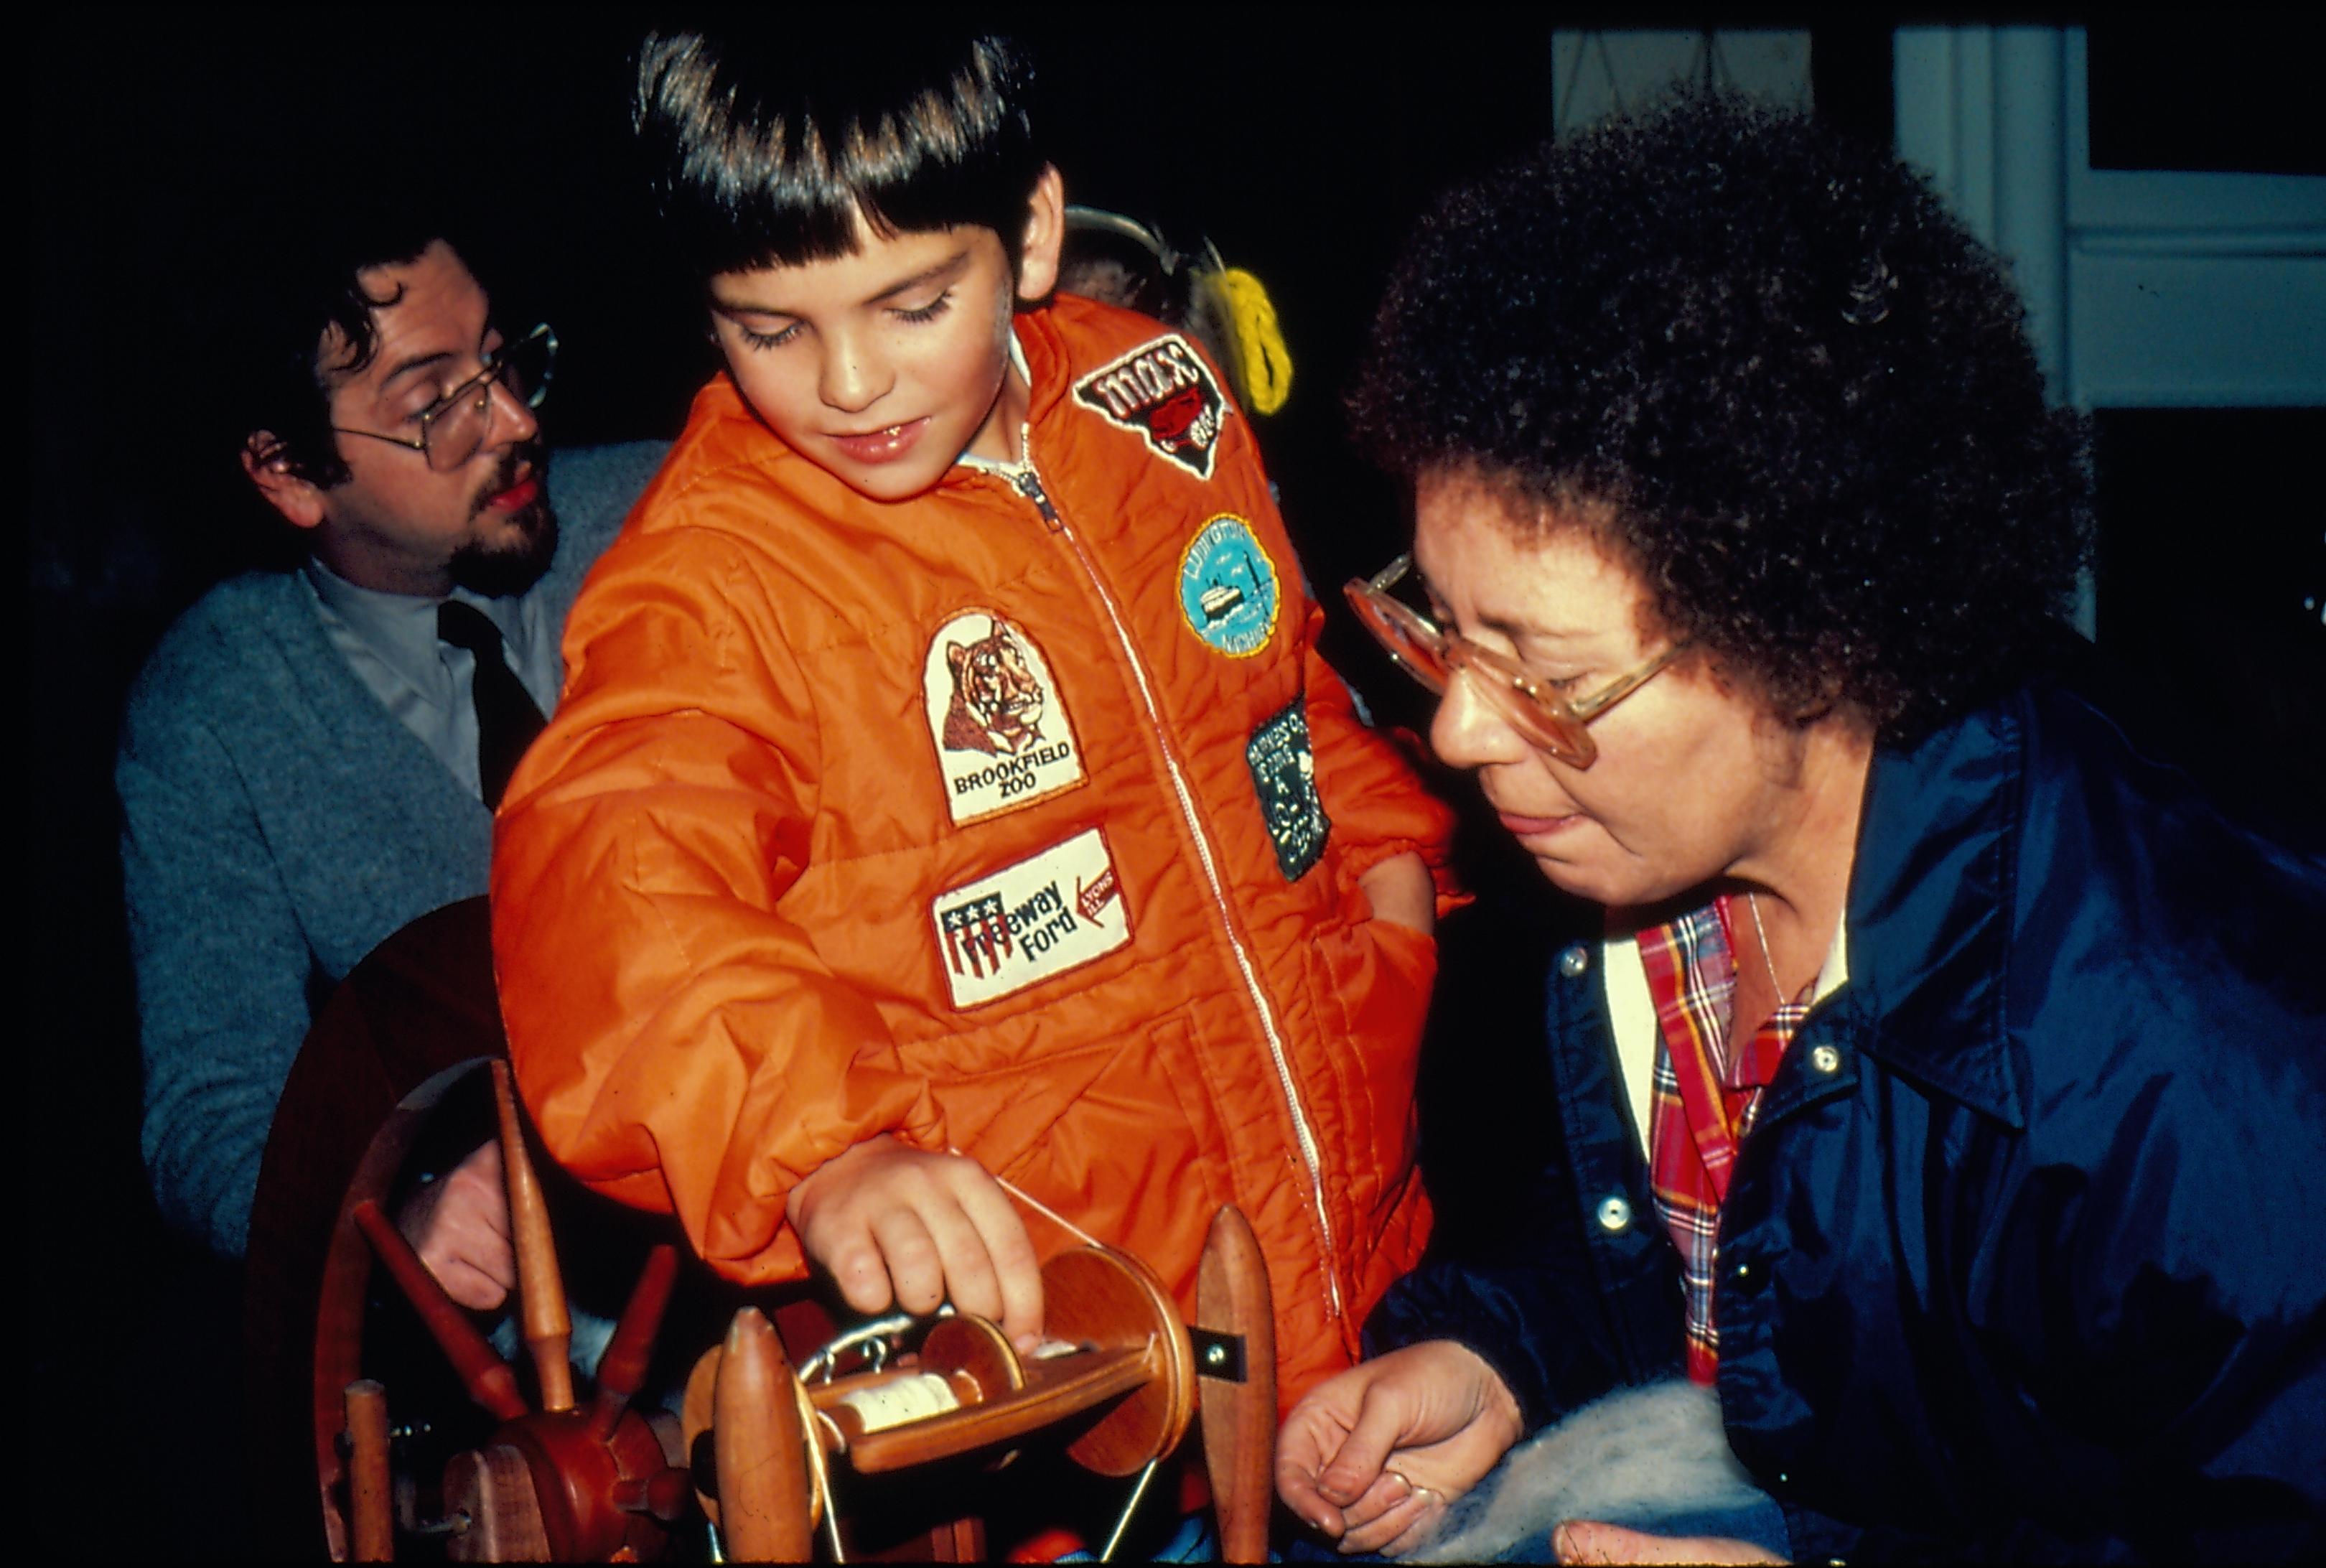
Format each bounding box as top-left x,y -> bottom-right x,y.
1006,460 -> 1345,1322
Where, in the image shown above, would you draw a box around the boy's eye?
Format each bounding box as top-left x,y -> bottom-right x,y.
893,290 -> 954,325
737,321 -> 803,350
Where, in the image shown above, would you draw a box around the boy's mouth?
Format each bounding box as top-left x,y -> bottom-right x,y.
829,417 -> 929,465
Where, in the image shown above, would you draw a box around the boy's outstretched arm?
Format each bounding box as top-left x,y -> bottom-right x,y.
785,1135 -> 1044,1347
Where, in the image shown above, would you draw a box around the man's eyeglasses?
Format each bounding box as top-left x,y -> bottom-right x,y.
1344,554 -> 1689,769
332,323 -> 556,472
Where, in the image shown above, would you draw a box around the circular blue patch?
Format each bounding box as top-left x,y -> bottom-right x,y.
1177,515 -> 1280,658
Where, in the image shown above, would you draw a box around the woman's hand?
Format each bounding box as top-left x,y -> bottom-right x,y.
1276,1340 -> 1526,1556
785,1134 -> 1044,1348
1554,1520 -> 1786,1564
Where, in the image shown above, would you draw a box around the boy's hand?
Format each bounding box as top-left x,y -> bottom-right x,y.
1276,1340 -> 1524,1556
1358,851 -> 1434,937
786,1135 -> 1044,1347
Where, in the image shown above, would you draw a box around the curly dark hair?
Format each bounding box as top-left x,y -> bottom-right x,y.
1349,93 -> 2091,744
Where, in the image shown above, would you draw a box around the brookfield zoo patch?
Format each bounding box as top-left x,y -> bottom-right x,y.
1247,699 -> 1331,879
1178,515 -> 1281,658
1071,334 -> 1232,478
931,827 -> 1131,1008
923,611 -> 1085,825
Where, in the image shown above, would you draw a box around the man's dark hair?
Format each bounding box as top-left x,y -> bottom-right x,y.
1350,93 -> 2093,745
632,28 -> 1046,282
225,185 -> 458,489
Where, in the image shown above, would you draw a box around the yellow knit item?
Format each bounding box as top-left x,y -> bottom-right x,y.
1204,266 -> 1294,416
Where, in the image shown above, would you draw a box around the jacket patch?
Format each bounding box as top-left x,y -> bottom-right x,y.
1247,699 -> 1330,880
933,827 -> 1131,1008
1178,515 -> 1281,658
1071,334 -> 1233,478
923,611 -> 1085,824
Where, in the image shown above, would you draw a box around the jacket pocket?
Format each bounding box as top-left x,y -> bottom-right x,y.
1305,911 -> 1437,1231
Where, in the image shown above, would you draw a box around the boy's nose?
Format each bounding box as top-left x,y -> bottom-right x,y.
818,335 -> 892,414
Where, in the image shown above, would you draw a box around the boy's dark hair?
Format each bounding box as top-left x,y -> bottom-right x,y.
632,28 -> 1046,281
1351,93 -> 2093,746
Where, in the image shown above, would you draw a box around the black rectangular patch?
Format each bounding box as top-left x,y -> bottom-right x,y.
1247,698 -> 1330,881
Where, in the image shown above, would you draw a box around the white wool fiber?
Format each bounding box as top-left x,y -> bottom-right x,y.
1409,1378 -> 1764,1563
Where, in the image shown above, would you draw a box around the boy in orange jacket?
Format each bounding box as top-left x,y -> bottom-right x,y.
491,27 -> 1455,1408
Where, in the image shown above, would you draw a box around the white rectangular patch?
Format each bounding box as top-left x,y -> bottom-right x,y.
931,827 -> 1131,1009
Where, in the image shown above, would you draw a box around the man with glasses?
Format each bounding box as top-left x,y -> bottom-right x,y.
116,213 -> 663,1303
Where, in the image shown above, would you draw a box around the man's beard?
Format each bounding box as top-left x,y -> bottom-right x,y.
450,441 -> 560,597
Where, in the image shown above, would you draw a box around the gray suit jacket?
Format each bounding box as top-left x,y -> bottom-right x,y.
118,441 -> 665,1256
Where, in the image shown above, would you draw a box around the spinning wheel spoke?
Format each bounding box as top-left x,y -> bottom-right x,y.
352,1200 -> 528,1423
590,1243 -> 681,1442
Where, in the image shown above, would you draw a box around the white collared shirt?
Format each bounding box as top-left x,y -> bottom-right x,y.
301,557 -> 561,801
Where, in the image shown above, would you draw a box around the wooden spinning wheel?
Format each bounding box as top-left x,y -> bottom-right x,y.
245,898 -> 1282,1562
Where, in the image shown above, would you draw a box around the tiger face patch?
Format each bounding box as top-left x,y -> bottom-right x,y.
1071,334 -> 1232,478
923,610 -> 1085,824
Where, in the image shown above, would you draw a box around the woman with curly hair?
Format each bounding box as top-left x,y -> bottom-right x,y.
1276,96 -> 2324,1563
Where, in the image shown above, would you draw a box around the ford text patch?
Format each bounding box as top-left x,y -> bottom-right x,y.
1072,334 -> 1232,478
1247,699 -> 1330,879
1178,515 -> 1281,658
923,610 -> 1084,824
932,828 -> 1131,1008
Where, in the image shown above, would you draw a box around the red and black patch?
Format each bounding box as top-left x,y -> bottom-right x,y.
1071,334 -> 1233,479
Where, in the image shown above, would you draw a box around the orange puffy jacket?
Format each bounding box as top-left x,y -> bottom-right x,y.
492,296 -> 1455,1404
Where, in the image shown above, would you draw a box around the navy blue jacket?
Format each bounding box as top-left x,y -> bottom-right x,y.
1372,683 -> 2326,1560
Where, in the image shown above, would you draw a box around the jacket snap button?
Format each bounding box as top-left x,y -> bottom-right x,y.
1559,943 -> 1591,978
1595,1195 -> 1632,1233
1810,1044 -> 1841,1074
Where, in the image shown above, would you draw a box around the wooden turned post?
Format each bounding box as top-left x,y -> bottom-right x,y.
491,1061 -> 574,1413
343,1378 -> 394,1562
1197,1205 -> 1277,1564
714,1308 -> 816,1562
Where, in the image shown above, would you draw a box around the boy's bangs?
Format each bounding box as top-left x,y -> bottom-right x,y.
640,32 -> 1043,277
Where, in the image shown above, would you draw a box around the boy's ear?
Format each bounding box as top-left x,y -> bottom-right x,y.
241,433 -> 328,531
1014,165 -> 1067,304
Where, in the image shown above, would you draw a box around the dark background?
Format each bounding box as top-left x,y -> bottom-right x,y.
28,14 -> 2318,1558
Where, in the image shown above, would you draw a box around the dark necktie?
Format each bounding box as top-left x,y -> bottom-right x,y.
436,599 -> 548,808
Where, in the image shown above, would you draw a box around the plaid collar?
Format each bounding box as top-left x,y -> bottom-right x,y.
1638,894 -> 1811,1383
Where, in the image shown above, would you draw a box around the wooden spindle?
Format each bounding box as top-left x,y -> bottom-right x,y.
352,1200 -> 527,1422
714,1308 -> 815,1562
1197,1205 -> 1276,1565
589,1243 -> 680,1440
344,1379 -> 395,1563
491,1060 -> 574,1413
